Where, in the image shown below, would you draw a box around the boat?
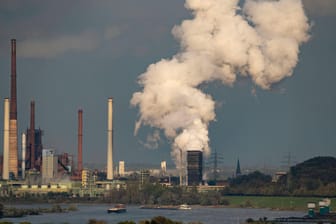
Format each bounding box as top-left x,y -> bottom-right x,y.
178,204 -> 191,210
107,204 -> 127,213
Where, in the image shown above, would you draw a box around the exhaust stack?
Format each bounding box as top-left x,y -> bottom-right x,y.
78,109 -> 83,174
107,98 -> 113,180
2,98 -> 10,180
29,101 -> 35,169
9,39 -> 18,178
22,133 -> 26,179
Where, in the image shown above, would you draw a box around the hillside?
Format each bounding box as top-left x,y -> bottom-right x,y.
225,156 -> 336,196
290,156 -> 336,184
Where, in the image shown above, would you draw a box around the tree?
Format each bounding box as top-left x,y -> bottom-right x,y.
0,203 -> 3,218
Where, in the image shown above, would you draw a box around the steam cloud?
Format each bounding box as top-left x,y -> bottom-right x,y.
131,0 -> 310,167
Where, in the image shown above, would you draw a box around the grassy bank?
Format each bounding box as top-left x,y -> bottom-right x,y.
223,196 -> 334,211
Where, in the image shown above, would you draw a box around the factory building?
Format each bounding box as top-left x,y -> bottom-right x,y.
25,128 -> 43,171
57,152 -> 73,176
42,149 -> 58,184
187,150 -> 203,186
24,101 -> 44,173
82,169 -> 91,188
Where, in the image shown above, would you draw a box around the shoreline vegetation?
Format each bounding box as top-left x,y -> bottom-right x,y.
0,204 -> 78,218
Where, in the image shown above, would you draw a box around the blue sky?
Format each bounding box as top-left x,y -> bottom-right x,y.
0,0 -> 335,170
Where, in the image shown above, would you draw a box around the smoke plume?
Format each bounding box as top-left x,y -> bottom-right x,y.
131,0 -> 310,167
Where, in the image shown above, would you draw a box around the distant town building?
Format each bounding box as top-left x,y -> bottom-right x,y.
119,161 -> 125,177
140,169 -> 150,185
272,171 -> 287,182
161,161 -> 167,174
187,150 -> 203,186
42,149 -> 57,184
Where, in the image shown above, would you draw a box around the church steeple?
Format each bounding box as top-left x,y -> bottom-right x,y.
236,158 -> 241,177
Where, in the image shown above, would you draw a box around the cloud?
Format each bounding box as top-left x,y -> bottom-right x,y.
104,26 -> 122,40
303,0 -> 336,16
18,31 -> 100,58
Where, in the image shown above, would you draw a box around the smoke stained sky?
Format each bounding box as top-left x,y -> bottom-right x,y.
0,0 -> 336,169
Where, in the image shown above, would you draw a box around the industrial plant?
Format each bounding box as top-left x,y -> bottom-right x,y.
0,39 -> 221,198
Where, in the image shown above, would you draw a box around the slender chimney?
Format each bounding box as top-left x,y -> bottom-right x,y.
107,98 -> 113,180
22,133 -> 26,179
10,39 -> 17,120
9,39 -> 18,178
29,101 -> 35,169
78,109 -> 83,174
2,98 -> 10,180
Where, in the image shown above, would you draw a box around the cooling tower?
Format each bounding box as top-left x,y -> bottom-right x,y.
187,150 -> 203,186
107,98 -> 113,180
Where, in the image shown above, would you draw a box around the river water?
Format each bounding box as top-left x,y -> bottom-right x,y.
2,204 -> 306,224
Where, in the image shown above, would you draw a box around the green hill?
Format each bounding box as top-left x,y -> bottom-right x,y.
283,156 -> 336,195
225,156 -> 336,196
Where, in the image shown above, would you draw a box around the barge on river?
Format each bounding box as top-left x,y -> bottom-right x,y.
107,204 -> 127,213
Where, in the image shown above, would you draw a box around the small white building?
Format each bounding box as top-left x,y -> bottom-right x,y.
119,161 -> 125,177
161,161 -> 167,174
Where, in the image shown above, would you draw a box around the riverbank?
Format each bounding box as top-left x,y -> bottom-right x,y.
223,196 -> 334,211
0,204 -> 306,224
1,204 -> 78,218
2,196 -> 333,211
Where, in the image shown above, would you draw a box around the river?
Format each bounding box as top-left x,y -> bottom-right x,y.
2,204 -> 306,224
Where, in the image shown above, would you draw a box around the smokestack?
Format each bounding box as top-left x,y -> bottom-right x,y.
22,133 -> 26,179
2,98 -> 9,180
10,39 -> 17,120
179,149 -> 183,186
29,100 -> 35,169
78,109 -> 83,174
9,39 -> 18,178
107,98 -> 113,180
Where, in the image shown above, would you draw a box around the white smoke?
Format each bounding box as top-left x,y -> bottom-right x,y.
131,0 -> 310,167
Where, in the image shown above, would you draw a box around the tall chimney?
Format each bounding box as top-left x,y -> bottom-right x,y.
22,133 -> 26,179
10,39 -> 17,120
107,98 -> 113,180
2,98 -> 10,180
9,39 -> 18,178
78,109 -> 83,174
29,101 -> 35,169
